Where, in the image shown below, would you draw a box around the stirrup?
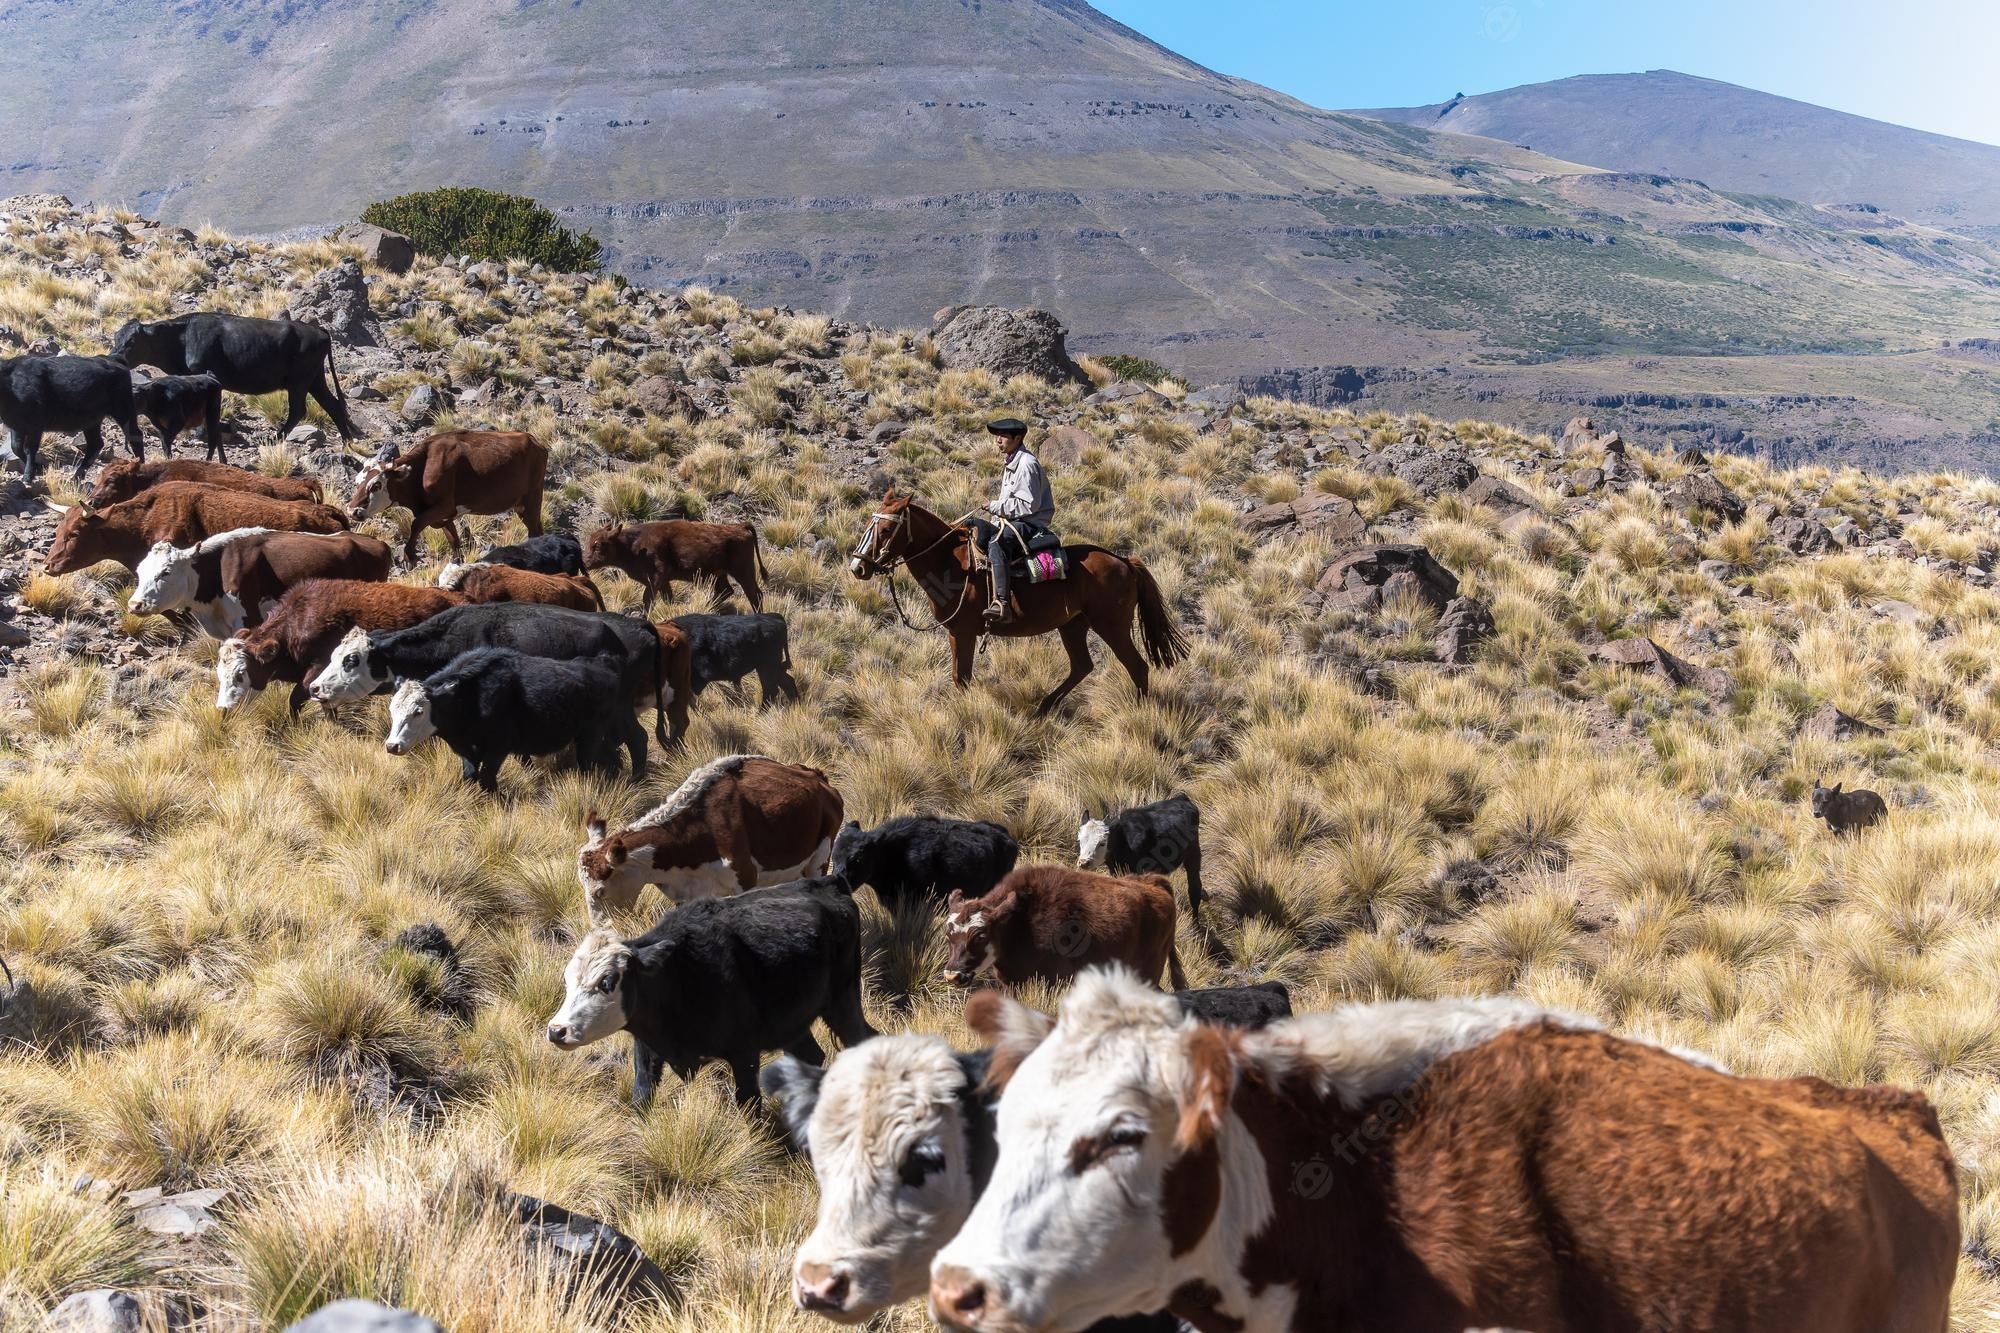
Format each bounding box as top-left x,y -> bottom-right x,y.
983,599 -> 1012,625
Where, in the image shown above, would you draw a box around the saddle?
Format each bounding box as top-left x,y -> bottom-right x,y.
973,525 -> 1069,584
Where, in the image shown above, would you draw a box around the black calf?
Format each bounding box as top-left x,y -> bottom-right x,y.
131,373 -> 225,460
478,532 -> 586,577
673,611 -> 800,705
1174,981 -> 1292,1029
112,312 -> 357,442
1079,792 -> 1206,922
0,354 -> 143,485
832,814 -> 1019,910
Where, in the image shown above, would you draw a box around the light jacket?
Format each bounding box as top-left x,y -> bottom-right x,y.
991,448 -> 1054,526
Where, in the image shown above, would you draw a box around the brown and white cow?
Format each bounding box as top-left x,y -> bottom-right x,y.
577,753 -> 841,921
90,457 -> 324,509
46,481 -> 349,574
437,560 -> 604,612
131,528 -> 393,634
944,867 -> 1185,991
582,518 -> 765,612
930,969 -> 1960,1333
348,430 -> 548,563
216,578 -> 463,714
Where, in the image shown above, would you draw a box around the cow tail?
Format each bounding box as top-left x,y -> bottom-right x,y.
326,343 -> 347,403
1131,557 -> 1190,668
1166,940 -> 1187,991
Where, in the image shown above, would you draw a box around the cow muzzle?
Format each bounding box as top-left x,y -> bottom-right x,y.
794,1262 -> 855,1317
546,1023 -> 579,1049
385,739 -> 409,756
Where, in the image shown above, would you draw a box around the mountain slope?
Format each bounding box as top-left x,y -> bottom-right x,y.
1358,71 -> 2000,236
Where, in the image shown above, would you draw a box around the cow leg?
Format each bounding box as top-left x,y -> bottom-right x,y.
278,387 -> 309,440
114,407 -> 144,463
17,429 -> 42,487
1033,619 -> 1097,718
1183,850 -> 1206,925
619,714 -> 648,778
728,1053 -> 762,1106
457,753 -> 479,783
405,502 -> 458,564
784,1030 -> 826,1067
736,553 -> 763,612
630,1038 -> 666,1110
158,423 -> 179,457
518,490 -> 543,538
286,679 -> 310,717
306,375 -> 359,442
476,753 -> 504,792
73,424 -> 105,479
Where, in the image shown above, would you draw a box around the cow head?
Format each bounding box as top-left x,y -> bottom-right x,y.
546,928 -> 634,1048
763,1036 -> 984,1322
385,678 -> 438,755
436,561 -> 479,590
577,812 -> 647,922
931,971 -> 1239,1333
1076,817 -> 1112,871
129,541 -> 198,616
829,819 -> 867,888
214,636 -> 260,709
43,507 -> 105,575
943,888 -> 1013,988
86,459 -> 145,509
347,445 -> 405,521
309,626 -> 387,702
579,524 -> 629,574
107,318 -> 160,369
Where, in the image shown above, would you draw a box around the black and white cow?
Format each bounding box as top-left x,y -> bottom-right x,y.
672,612 -> 800,705
386,646 -> 648,790
0,354 -> 144,484
130,372 -> 225,460
831,815 -> 1019,911
760,982 -> 1290,1326
1078,793 -> 1206,923
111,312 -> 358,442
547,876 -> 878,1107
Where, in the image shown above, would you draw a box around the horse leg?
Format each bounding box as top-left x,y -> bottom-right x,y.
1033,618 -> 1096,717
1096,602 -> 1153,698
950,629 -> 978,689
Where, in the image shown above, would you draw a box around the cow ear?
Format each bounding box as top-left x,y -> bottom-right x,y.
608,844 -> 628,868
966,990 -> 1053,1091
945,888 -> 965,911
584,810 -> 607,844
984,886 -> 1019,922
759,1056 -> 825,1152
1175,1024 -> 1239,1156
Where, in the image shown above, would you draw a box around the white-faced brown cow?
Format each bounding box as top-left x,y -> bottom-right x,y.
577,753 -> 842,922
930,968 -> 1959,1333
216,578 -> 464,714
131,528 -> 393,635
348,430 -> 548,563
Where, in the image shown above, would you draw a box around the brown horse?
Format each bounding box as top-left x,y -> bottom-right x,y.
848,489 -> 1189,715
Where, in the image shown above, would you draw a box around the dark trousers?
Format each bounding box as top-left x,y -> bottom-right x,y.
969,517 -> 1042,608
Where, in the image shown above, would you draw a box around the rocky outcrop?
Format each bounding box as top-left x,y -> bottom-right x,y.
627,374 -> 706,422
1434,595 -> 1495,664
1460,473 -> 1540,517
1364,438 -> 1478,496
1316,544 -> 1459,613
1240,490 -> 1366,541
288,259 -> 380,348
337,223 -> 416,275
1664,471 -> 1746,523
929,306 -> 1086,385
1589,637 -> 1731,696
1770,515 -> 1833,555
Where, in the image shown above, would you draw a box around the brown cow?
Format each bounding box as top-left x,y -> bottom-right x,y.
943,866 -> 1185,991
215,578 -> 463,715
932,970 -> 1960,1333
577,753 -> 840,922
349,430 -> 548,563
90,457 -> 324,509
439,560 -> 604,612
46,482 -> 349,574
583,519 -> 765,613
131,528 -> 393,634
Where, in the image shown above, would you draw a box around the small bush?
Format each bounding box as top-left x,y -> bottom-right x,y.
362,188 -> 603,272
1094,354 -> 1187,389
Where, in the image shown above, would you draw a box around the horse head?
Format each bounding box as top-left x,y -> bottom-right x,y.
849,488 -> 920,580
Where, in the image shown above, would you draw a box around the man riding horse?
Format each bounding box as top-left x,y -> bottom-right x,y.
967,417 -> 1053,627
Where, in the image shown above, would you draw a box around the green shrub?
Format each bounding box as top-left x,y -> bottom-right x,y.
361,188 -> 603,272
1095,354 -> 1187,389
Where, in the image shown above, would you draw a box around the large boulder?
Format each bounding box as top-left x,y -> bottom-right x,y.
928,306 -> 1086,385
1770,515 -> 1834,555
1460,474 -> 1540,518
1316,544 -> 1459,614
43,1290 -> 143,1332
284,1300 -> 443,1333
1036,425 -> 1096,467
508,1192 -> 672,1311
1800,701 -> 1881,743
1434,595 -> 1496,665
1664,472 -> 1746,523
1589,637 -> 1732,696
1239,490 -> 1366,542
337,223 -> 416,275
289,259 -> 380,347
1364,438 -> 1478,497
627,374 -> 706,423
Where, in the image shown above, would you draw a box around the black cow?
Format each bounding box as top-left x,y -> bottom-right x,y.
0,354 -> 143,485
111,312 -> 358,442
1078,792 -> 1206,923
832,815 -> 1019,911
385,646 -> 647,790
477,533 -> 586,577
672,611 -> 800,704
1175,980 -> 1291,1028
549,876 -> 878,1107
130,372 -> 225,460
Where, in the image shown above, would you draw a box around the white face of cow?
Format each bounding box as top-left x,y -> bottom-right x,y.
767,1038 -> 980,1322
932,972 -> 1255,1333
309,626 -> 383,702
546,929 -> 632,1048
351,463 -> 391,519
130,541 -> 197,616
384,680 -> 435,755
1076,818 -> 1110,870
215,639 -> 254,709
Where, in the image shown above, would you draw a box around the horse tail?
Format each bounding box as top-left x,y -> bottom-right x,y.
1129,557 -> 1189,668
751,524 -> 767,582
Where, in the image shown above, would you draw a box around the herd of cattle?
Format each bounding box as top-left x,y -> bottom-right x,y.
4,312 -> 1957,1330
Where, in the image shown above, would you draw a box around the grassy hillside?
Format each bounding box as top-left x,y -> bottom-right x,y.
8,196 -> 2000,1328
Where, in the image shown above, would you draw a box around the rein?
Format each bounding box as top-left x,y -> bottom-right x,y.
857,507 -> 980,632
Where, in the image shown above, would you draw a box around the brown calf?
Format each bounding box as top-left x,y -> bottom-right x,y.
939,974 -> 1959,1333
46,482 -> 349,574
90,457 -> 324,509
577,754 -> 839,921
216,578 -> 463,715
349,430 -> 548,563
442,561 -> 604,612
943,866 -> 1185,990
583,519 -> 765,612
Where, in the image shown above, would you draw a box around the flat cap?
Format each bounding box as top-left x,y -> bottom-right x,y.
986,417 -> 1029,436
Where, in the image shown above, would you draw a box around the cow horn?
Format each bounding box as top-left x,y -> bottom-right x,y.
0,954 -> 13,991
42,499 -> 71,515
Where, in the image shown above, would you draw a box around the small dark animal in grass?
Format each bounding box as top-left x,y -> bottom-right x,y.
1812,778 -> 1888,835
943,866 -> 1185,990
439,561 -> 604,612
130,528 -> 393,635
216,578 -> 465,714
1173,979 -> 1291,1029
90,456 -> 323,508
0,353 -> 143,485
129,372 -> 225,461
46,482 -> 350,574
1077,792 -> 1206,923
348,430 -> 548,563
111,311 -> 358,441
672,612 -> 799,705
832,815 -> 1019,911
386,646 -> 648,790
470,532 -> 586,577
584,519 -> 766,612
547,876 -> 878,1107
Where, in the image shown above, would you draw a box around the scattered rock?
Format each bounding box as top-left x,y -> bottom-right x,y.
1664,472 -> 1746,523
1431,858 -> 1501,910
508,1192 -> 672,1311
1036,424 -> 1095,467
1239,491 -> 1366,542
1589,637 -> 1732,696
1675,444 -> 1710,466
0,621 -> 29,650
389,923 -> 472,1019
1872,599 -> 1930,629
1828,518 -> 1860,547
44,1290 -> 143,1333
1800,701 -> 1881,743
1565,466 -> 1605,496
336,223 -> 416,275
1433,595 -> 1495,665
1316,544 -> 1459,614
627,374 -> 705,422
1181,384 -> 1243,415
1087,380 -> 1171,408
283,1300 -> 444,1333
131,1187 -> 226,1237
1460,473 -> 1540,517
1696,559 -> 1737,581
289,259 -> 380,347
928,305 -> 1086,385
400,384 -> 443,426
1363,438 -> 1477,497
286,423 -> 327,451
1557,416 -> 1600,455
1769,515 -> 1833,555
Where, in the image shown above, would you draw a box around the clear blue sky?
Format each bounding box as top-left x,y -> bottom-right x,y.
1093,0 -> 2000,147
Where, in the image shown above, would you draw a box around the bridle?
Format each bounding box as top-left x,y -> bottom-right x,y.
850,504 -> 980,631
